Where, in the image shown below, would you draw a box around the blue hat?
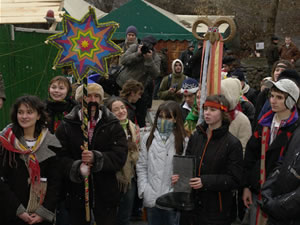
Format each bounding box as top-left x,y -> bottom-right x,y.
180,78 -> 199,94
126,25 -> 138,36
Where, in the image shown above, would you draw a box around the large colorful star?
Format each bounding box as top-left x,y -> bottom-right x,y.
47,8 -> 121,81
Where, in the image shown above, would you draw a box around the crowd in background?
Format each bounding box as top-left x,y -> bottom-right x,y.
1,25 -> 300,225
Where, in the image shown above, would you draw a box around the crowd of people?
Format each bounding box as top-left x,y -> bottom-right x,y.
0,25 -> 300,225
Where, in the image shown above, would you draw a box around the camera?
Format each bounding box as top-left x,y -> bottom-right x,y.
172,83 -> 178,89
141,42 -> 153,55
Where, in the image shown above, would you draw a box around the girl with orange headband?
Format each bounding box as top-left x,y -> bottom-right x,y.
172,94 -> 243,225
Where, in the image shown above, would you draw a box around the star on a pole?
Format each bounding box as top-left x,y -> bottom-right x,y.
47,8 -> 121,81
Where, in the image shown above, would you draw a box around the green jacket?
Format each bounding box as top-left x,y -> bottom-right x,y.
158,73 -> 186,103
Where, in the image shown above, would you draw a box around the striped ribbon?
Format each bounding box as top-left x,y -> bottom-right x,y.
81,76 -> 90,222
255,126 -> 269,225
198,40 -> 211,124
198,34 -> 224,124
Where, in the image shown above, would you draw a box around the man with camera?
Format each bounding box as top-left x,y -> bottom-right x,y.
116,35 -> 161,88
116,35 -> 161,127
158,59 -> 187,103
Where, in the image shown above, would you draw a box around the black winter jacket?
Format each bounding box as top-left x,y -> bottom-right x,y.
261,125 -> 300,225
244,87 -> 258,107
45,98 -> 78,134
188,47 -> 203,79
0,130 -> 61,225
243,110 -> 300,194
55,105 -> 128,210
122,98 -> 137,124
186,122 -> 243,225
253,88 -> 269,129
241,100 -> 255,127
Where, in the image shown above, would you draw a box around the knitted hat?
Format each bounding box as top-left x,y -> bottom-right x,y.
180,78 -> 199,94
126,25 -> 138,36
75,83 -> 104,101
266,79 -> 299,110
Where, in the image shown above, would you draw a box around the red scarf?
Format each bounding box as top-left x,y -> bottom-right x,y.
228,103 -> 242,121
0,127 -> 46,185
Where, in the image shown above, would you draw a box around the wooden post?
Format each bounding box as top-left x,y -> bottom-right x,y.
81,76 -> 90,222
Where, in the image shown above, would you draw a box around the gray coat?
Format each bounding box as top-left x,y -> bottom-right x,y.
116,44 -> 161,87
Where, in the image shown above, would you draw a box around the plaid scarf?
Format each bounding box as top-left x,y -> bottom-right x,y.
0,127 -> 48,186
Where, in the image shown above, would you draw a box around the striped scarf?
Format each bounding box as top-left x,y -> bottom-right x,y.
0,127 -> 48,186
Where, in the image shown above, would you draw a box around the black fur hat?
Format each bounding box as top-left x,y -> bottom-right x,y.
222,56 -> 236,65
278,69 -> 300,87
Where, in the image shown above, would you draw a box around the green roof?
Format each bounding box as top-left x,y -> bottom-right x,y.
98,0 -> 194,41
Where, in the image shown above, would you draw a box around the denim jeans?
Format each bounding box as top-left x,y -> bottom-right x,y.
117,179 -> 137,225
147,207 -> 179,225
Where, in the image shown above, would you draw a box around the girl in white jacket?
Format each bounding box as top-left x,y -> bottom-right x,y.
136,100 -> 188,225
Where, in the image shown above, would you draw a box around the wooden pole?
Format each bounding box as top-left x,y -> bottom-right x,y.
81,76 -> 90,222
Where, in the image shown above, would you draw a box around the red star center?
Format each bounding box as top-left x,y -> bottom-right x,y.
79,37 -> 94,53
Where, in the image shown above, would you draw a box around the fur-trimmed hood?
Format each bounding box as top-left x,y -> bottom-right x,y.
171,59 -> 184,74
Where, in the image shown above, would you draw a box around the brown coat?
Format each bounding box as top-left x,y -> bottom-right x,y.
279,42 -> 300,62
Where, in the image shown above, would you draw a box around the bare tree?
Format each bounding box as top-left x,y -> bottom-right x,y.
265,0 -> 279,44
85,0 -> 115,12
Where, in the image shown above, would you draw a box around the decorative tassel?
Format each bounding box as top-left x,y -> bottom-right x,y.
28,155 -> 41,186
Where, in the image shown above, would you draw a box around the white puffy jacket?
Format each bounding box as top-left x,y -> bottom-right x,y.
137,130 -> 186,208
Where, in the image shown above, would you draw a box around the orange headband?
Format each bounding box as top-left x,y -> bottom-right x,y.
203,101 -> 228,112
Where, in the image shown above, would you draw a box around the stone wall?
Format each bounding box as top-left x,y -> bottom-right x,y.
241,58 -> 300,92
240,58 -> 269,91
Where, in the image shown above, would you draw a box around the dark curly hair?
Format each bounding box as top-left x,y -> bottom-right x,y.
11,95 -> 48,139
119,79 -> 144,98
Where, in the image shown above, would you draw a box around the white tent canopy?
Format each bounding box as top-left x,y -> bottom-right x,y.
0,0 -> 65,24
64,0 -> 106,20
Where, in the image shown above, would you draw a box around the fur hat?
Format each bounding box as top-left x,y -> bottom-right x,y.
266,78 -> 299,110
278,69 -> 300,87
231,70 -> 245,82
126,25 -> 138,36
75,83 -> 104,101
222,56 -> 236,65
180,78 -> 199,94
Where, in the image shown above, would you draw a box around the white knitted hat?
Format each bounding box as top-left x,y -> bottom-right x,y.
75,83 -> 104,101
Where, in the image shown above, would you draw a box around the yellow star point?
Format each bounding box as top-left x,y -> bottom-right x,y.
81,40 -> 89,48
